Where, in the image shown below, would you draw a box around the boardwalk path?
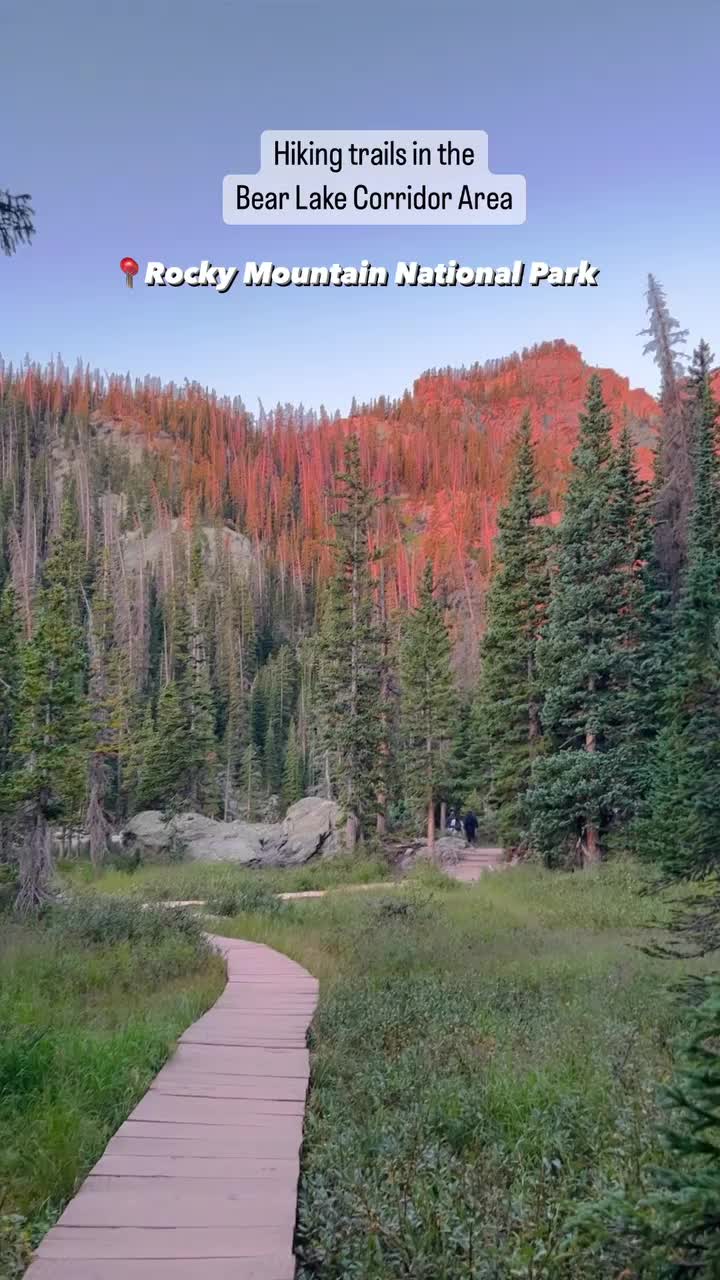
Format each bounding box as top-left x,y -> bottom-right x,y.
26,849 -> 501,1279
446,845 -> 504,883
26,935 -> 318,1280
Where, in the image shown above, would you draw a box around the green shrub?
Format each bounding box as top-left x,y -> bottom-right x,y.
207,882 -> 284,917
0,1215 -> 32,1279
45,895 -> 206,950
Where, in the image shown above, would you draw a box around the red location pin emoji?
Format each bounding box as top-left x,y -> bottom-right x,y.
120,256 -> 139,288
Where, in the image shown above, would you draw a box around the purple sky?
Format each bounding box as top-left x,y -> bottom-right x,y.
2,0 -> 718,413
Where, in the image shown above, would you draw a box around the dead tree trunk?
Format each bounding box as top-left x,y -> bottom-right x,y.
15,804 -> 54,914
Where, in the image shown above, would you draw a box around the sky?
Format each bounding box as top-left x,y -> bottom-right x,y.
1,0 -> 718,415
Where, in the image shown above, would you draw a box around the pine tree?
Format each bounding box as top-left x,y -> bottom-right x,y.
85,549 -> 118,868
583,977 -> 720,1275
127,702 -> 157,813
174,545 -> 219,815
264,714 -> 282,795
474,413 -> 550,849
239,741 -> 263,821
528,377 -> 641,866
399,563 -> 455,849
0,584 -> 21,860
318,436 -> 382,847
640,343 -> 720,877
611,423 -> 669,811
139,681 -> 188,814
640,274 -> 691,599
9,509 -> 91,911
184,655 -> 219,814
221,665 -> 246,821
282,718 -> 305,809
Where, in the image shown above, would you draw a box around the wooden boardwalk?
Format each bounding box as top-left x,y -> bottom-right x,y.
446,846 -> 504,882
25,935 -> 318,1280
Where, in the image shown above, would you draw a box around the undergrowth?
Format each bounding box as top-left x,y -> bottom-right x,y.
0,897 -> 223,1276
215,861 -> 706,1279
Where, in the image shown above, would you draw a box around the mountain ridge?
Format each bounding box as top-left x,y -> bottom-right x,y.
0,338 -> 661,623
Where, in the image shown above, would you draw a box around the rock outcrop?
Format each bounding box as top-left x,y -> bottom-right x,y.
121,796 -> 341,866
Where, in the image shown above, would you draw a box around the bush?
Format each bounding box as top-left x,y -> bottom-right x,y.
207,882 -> 284,917
570,974 -> 720,1278
45,895 -> 206,950
0,1215 -> 32,1279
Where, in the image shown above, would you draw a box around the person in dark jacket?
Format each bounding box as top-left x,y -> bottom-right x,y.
463,810 -> 478,846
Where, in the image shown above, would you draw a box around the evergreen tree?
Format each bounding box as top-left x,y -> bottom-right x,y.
528,377 -> 641,866
184,654 -> 219,814
171,546 -> 219,815
474,413 -> 550,849
399,563 -> 455,848
318,436 -> 382,847
8,508 -> 91,911
239,741 -> 263,820
264,714 -> 282,795
639,343 -> 720,876
282,718 -> 305,809
0,584 -> 21,859
640,274 -> 691,599
127,702 -> 157,814
139,681 -> 187,813
85,549 -> 116,868
0,189 -> 35,256
222,666 -> 246,821
611,424 -> 669,811
579,977 -> 720,1276
445,701 -> 477,811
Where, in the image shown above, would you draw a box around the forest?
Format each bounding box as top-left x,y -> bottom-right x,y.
0,272 -> 718,911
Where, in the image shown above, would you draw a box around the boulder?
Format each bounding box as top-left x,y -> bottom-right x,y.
121,796 -> 341,866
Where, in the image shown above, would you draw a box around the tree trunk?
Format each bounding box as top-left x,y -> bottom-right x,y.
582,685 -> 601,867
345,811 -> 360,851
440,800 -> 447,832
15,806 -> 54,914
376,561 -> 389,838
583,823 -> 601,867
427,801 -> 436,852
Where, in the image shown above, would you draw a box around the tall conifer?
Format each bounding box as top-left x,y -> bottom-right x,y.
474,413 -> 550,849
640,275 -> 691,598
318,436 -> 381,847
528,377 -> 638,866
282,718 -> 305,809
640,343 -> 720,876
9,498 -> 91,910
0,584 -> 20,859
239,741 -> 263,821
399,562 -> 455,848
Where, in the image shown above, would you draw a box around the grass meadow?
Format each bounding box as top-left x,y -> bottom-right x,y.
213,861 -> 704,1279
0,900 -> 224,1277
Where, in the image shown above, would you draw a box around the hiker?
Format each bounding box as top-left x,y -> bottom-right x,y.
463,810 -> 478,846
447,807 -> 462,835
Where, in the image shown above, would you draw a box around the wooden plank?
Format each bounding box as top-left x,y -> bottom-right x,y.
35,1226 -> 292,1259
25,934 -> 317,1278
25,1260 -> 295,1280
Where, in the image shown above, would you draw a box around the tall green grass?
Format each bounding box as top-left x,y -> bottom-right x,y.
215,862 -> 706,1279
60,851 -> 392,902
0,899 -> 223,1277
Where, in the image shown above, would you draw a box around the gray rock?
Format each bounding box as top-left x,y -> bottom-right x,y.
121,796 -> 341,866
